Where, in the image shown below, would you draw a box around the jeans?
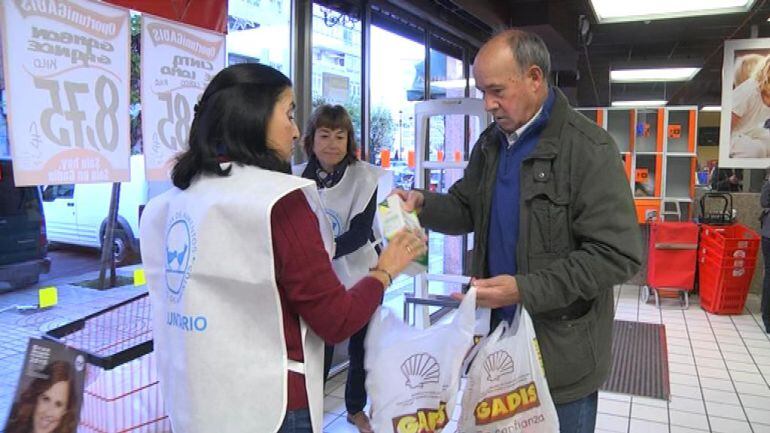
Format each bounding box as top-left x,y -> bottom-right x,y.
555,391 -> 598,433
761,237 -> 770,331
323,322 -> 369,414
277,408 -> 312,433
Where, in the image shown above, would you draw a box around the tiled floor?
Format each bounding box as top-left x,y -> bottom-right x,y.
322,284 -> 770,433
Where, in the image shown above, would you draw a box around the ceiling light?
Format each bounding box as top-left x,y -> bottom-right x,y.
590,0 -> 756,24
700,106 -> 722,111
610,67 -> 701,83
611,100 -> 667,107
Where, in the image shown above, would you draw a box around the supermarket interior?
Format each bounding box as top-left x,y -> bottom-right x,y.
1,1 -> 770,433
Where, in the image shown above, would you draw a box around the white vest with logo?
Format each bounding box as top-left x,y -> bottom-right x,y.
140,165 -> 333,433
293,161 -> 382,288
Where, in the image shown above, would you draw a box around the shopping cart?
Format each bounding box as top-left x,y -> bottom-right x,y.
640,214 -> 699,309
44,293 -> 171,433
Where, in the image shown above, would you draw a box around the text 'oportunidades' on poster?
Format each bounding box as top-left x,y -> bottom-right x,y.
141,14 -> 225,181
1,0 -> 131,186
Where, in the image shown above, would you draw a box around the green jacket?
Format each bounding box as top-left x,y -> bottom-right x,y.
418,88 -> 642,404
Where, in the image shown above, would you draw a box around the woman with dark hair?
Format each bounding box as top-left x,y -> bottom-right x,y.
5,361 -> 78,433
294,104 -> 380,433
139,63 -> 425,433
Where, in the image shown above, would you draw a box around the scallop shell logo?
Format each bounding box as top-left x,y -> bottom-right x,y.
483,350 -> 514,382
401,353 -> 440,389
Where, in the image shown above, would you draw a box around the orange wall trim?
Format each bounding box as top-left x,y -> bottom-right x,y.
596,110 -> 604,127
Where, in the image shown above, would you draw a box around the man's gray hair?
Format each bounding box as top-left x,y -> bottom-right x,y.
503,30 -> 551,78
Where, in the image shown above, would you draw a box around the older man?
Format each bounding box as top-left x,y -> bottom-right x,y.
396,29 -> 642,432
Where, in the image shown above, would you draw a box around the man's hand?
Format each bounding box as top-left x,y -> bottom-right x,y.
451,275 -> 520,308
391,189 -> 425,213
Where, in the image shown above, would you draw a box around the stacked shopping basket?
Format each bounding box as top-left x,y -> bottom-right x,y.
698,224 -> 760,314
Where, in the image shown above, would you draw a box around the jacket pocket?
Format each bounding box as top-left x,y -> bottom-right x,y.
533,307 -> 597,390
530,198 -> 570,255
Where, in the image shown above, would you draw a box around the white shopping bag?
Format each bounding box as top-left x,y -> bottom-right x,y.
460,307 -> 560,433
365,288 -> 477,433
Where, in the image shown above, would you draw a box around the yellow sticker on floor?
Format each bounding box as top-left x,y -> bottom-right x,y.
134,268 -> 146,286
39,287 -> 58,308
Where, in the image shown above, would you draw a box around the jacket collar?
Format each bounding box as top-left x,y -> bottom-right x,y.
482,86 -> 570,160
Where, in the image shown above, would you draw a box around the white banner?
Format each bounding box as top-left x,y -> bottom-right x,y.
141,15 -> 225,181
0,0 -> 131,186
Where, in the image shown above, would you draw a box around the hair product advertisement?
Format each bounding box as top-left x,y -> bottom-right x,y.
4,338 -> 86,433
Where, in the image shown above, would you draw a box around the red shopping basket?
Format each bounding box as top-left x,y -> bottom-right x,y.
698,224 -> 760,314
45,293 -> 171,433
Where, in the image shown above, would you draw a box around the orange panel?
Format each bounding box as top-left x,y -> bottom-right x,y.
624,155 -> 632,180
407,150 -> 415,168
380,149 -> 391,168
628,110 -> 636,153
688,110 -> 696,153
655,109 -> 664,196
596,109 -> 604,127
635,199 -> 661,223
635,168 -> 649,183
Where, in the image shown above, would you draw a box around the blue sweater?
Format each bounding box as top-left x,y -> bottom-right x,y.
488,89 -> 556,320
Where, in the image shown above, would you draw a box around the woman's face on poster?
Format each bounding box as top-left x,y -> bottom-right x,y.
32,380 -> 69,433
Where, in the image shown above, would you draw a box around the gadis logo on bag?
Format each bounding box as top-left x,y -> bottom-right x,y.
474,382 -> 542,426
391,402 -> 448,433
401,353 -> 440,389
483,350 -> 514,381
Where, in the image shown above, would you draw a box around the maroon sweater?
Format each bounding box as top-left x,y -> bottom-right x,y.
271,189 -> 384,410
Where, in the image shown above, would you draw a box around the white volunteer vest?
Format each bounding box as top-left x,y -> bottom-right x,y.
140,165 -> 333,433
293,161 -> 382,288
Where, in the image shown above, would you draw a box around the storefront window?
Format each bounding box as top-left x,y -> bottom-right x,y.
370,25 -> 424,169
310,4 -> 363,141
227,0 -> 292,76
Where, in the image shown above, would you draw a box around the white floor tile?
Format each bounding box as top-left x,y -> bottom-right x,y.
668,396 -> 705,414
739,393 -> 770,410
632,396 -> 668,408
595,413 -> 630,433
629,418 -> 668,433
669,372 -> 698,386
733,381 -> 770,397
697,366 -> 731,380
599,398 -> 631,417
694,356 -> 727,369
324,396 -> 346,416
722,351 -> 755,363
703,388 -> 741,405
668,344 -> 694,356
699,377 -> 734,393
671,383 -> 702,398
705,401 -> 746,420
719,343 -> 750,355
669,354 -> 695,365
324,412 -> 341,428
669,426 -> 709,433
325,415 -> 359,433
668,336 -> 692,347
600,392 -> 632,403
669,409 -> 710,431
731,370 -> 766,384
631,403 -> 668,423
670,362 -> 697,374
744,407 -> 770,425
708,416 -> 753,433
726,360 -> 761,373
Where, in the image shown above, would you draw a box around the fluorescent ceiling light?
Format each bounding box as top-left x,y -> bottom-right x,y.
590,0 -> 756,23
700,105 -> 722,111
611,100 -> 667,107
610,67 -> 700,83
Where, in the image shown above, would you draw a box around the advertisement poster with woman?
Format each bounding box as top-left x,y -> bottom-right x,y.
720,38 -> 770,168
4,338 -> 86,433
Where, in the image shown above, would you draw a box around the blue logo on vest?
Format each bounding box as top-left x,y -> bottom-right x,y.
165,214 -> 196,303
325,209 -> 343,237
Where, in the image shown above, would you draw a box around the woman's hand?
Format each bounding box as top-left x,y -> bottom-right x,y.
370,228 -> 427,285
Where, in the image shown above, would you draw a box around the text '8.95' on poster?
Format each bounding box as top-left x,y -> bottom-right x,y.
1,0 -> 131,186
140,15 -> 225,181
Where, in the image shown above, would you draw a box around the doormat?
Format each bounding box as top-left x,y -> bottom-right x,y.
601,320 -> 670,400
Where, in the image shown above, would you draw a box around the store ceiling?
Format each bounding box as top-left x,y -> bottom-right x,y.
444,0 -> 770,107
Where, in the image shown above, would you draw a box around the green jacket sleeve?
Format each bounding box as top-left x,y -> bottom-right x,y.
517,139 -> 643,313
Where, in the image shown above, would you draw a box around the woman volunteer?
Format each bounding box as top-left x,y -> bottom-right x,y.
139,63 -> 425,433
296,105 -> 381,433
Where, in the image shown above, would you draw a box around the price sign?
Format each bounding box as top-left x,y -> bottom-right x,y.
141,15 -> 225,181
0,0 -> 130,186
